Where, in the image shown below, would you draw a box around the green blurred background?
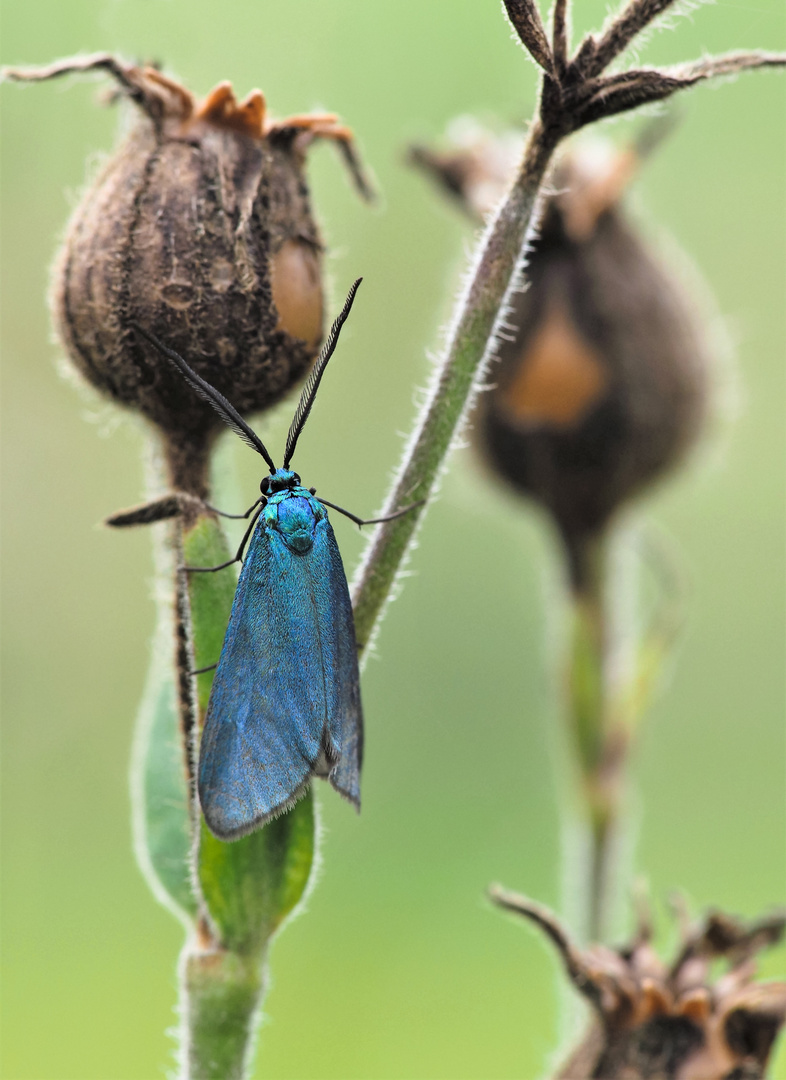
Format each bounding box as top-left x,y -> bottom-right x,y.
1,2 -> 784,1077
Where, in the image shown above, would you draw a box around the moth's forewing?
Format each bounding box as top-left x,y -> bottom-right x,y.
198,492 -> 362,840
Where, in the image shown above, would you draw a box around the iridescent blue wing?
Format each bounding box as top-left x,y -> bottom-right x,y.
197,513 -> 362,840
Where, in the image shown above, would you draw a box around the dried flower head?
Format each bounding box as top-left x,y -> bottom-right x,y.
4,54 -> 372,492
490,888 -> 786,1080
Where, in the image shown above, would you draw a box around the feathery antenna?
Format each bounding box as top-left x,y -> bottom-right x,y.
283,278 -> 362,468
130,323 -> 276,471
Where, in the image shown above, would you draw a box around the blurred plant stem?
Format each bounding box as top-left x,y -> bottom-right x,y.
565,525 -> 688,942
567,534 -> 625,942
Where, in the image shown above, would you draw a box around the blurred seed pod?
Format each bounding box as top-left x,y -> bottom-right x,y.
411,125 -> 711,588
5,54 -> 372,492
491,888 -> 786,1080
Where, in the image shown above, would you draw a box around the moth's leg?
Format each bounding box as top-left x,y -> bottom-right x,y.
316,496 -> 425,528
185,557 -> 238,574
106,492 -> 260,527
202,497 -> 262,521
192,662 -> 218,675
106,492 -> 204,527
186,503 -> 263,572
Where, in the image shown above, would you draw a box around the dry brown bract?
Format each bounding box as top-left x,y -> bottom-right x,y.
502,0 -> 784,141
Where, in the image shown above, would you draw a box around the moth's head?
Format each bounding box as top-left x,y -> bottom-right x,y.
261,469 -> 300,496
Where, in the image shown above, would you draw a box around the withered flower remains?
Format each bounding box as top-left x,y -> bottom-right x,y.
5,54 -> 372,492
491,888 -> 786,1080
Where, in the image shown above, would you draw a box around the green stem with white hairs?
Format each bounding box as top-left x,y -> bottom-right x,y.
351,119 -> 559,647
350,6 -> 786,658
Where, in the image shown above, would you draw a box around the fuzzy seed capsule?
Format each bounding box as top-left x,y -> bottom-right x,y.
412,128 -> 711,584
6,55 -> 371,491
478,144 -> 709,579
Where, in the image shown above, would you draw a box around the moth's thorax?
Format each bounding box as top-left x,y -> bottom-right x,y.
263,485 -> 325,554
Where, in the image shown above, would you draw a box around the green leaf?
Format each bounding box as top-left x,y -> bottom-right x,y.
199,794 -> 315,956
183,516 -> 239,716
131,527 -> 198,924
183,514 -> 317,958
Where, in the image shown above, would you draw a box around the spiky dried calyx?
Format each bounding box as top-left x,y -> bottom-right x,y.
408,118 -> 523,220
490,887 -> 786,1080
4,54 -> 372,493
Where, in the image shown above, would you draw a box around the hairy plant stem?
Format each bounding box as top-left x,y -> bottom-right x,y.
181,934 -> 265,1080
352,119 -> 559,648
163,438 -> 207,812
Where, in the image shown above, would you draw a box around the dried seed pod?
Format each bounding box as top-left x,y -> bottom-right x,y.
4,54 -> 372,493
411,127 -> 710,588
490,888 -> 786,1080
480,141 -> 709,584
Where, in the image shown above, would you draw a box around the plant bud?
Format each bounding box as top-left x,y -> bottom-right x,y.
411,128 -> 711,586
5,55 -> 372,491
491,889 -> 786,1080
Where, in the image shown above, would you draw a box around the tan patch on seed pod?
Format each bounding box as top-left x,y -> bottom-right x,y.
4,55 -> 372,493
498,295 -> 610,428
489,888 -> 786,1080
